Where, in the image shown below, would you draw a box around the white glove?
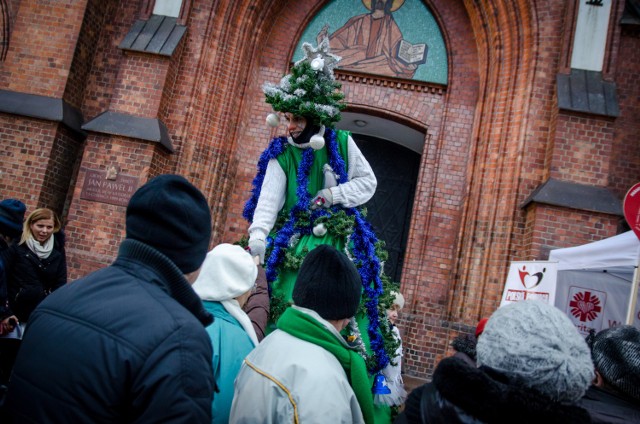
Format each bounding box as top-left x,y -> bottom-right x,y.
310,188 -> 333,210
248,238 -> 266,264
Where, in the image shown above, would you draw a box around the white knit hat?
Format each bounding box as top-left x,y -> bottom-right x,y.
476,300 -> 594,403
192,244 -> 258,301
390,291 -> 405,309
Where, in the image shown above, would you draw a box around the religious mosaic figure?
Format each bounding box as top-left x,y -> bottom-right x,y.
243,38 -> 401,422
316,0 -> 425,79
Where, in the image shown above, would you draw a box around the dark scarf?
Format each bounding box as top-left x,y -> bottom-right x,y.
277,307 -> 374,423
291,123 -> 321,144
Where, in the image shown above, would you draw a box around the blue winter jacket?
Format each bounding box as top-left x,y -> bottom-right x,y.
203,301 -> 255,424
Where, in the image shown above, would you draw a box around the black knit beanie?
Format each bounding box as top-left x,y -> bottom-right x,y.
0,198 -> 26,239
292,244 -> 361,320
587,325 -> 640,401
126,174 -> 212,274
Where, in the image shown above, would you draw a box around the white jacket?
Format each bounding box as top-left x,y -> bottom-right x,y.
229,307 -> 365,424
248,134 -> 377,242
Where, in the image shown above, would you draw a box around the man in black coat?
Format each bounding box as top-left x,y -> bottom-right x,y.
4,175 -> 216,423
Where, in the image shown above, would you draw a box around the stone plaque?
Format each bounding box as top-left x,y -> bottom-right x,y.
80,169 -> 139,207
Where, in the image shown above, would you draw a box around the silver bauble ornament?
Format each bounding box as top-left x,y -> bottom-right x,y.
266,113 -> 280,127
313,223 -> 327,237
309,134 -> 325,150
310,56 -> 325,71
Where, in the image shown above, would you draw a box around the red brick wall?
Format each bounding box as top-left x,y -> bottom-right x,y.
0,0 -> 88,95
64,0 -> 117,110
81,1 -> 134,120
111,53 -> 170,117
520,1 -> 637,258
524,205 -> 621,259
0,116 -> 82,222
610,27 -> 640,198
64,134 -> 171,280
40,125 -> 84,215
552,114 -> 615,185
0,0 -> 90,226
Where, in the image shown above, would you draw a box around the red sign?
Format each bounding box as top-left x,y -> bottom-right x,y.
623,182 -> 640,241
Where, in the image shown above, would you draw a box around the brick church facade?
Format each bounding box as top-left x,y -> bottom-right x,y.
1,0 -> 639,379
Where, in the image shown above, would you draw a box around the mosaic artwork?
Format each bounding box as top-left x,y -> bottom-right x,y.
294,0 -> 448,84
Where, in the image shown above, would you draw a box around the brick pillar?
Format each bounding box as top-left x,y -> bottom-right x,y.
0,0 -> 88,214
66,7 -> 186,279
0,0 -> 88,95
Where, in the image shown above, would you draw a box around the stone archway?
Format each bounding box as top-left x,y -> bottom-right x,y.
227,0 -> 537,379
338,111 -> 424,282
354,134 -> 421,281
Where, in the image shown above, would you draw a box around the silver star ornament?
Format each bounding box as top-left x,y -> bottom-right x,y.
297,37 -> 341,78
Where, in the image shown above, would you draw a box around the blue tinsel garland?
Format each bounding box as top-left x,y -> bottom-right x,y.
242,136 -> 288,222
243,129 -> 390,373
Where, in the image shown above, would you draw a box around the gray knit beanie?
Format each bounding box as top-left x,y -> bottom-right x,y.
586,325 -> 640,401
476,300 -> 594,403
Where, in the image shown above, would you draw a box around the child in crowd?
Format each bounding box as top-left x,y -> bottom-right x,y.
378,291 -> 407,407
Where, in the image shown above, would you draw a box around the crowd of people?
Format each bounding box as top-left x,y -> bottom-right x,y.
0,177 -> 638,423
0,38 -> 639,424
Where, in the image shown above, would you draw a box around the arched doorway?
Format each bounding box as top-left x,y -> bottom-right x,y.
338,112 -> 423,282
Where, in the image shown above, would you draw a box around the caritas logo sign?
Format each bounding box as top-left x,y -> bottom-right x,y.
569,291 -> 602,322
566,287 -> 606,335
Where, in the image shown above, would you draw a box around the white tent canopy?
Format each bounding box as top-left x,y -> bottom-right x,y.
548,231 -> 640,332
549,231 -> 640,271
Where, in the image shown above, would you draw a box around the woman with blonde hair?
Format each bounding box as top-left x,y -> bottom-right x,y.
4,208 -> 67,325
0,208 -> 66,386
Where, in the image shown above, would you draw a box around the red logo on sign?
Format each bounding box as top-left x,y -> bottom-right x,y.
569,291 -> 602,322
518,265 -> 546,289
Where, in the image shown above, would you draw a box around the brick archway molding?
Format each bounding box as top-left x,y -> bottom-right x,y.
212,0 -> 538,379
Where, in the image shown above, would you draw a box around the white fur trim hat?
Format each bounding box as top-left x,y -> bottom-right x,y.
192,244 -> 258,301
391,291 -> 405,309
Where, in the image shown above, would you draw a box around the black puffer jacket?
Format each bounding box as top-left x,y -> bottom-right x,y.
5,239 -> 215,423
0,237 -> 12,320
395,355 -> 591,424
4,232 -> 67,322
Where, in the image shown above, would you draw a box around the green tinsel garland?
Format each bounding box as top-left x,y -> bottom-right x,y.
244,205 -> 403,370
269,292 -> 292,324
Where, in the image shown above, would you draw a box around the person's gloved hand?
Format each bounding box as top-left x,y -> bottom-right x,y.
0,316 -> 18,336
248,238 -> 266,264
310,188 -> 333,210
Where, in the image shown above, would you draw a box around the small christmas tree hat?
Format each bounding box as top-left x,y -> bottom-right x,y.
263,37 -> 346,129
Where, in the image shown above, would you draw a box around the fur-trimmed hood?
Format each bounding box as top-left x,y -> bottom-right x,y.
399,355 -> 591,423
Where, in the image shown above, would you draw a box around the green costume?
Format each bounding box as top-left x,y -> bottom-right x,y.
270,131 -> 350,306
243,38 -> 397,423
